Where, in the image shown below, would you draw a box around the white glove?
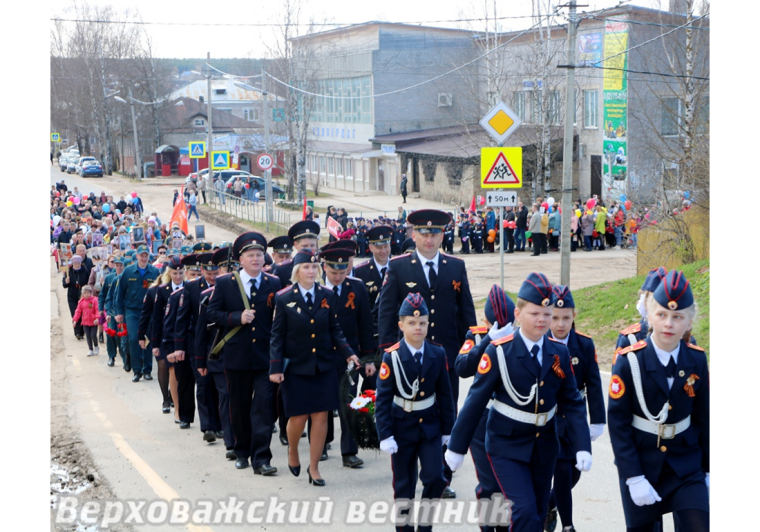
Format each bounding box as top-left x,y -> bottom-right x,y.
589,424 -> 605,442
445,449 -> 465,472
380,437 -> 398,455
489,321 -> 515,341
705,472 -> 709,497
626,476 -> 662,506
441,434 -> 451,447
575,451 -> 592,472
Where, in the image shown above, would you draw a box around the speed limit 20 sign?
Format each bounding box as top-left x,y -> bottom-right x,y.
256,153 -> 274,171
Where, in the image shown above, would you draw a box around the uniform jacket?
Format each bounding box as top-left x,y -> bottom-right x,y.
454,326 -> 492,379
272,259 -> 294,288
375,340 -> 456,442
151,282 -> 185,347
269,284 -> 354,376
614,319 -> 696,362
326,277 -> 377,358
162,289 -> 184,350
194,286 -> 224,373
114,263 -> 160,315
378,251 -> 477,364
73,296 -> 99,326
173,277 -> 209,356
138,285 -> 159,342
353,258 -> 391,335
448,330 -> 591,465
608,338 -> 709,482
99,271 -> 119,315
206,271 -> 281,371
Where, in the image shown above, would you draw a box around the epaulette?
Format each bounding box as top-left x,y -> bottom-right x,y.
384,341 -> 401,353
469,326 -> 488,334
687,343 -> 704,352
618,339 -> 647,356
160,282 -> 170,289
187,277 -> 200,283
201,286 -> 215,295
620,322 -> 641,335
278,259 -> 293,267
172,286 -> 184,292
217,272 -> 233,279
353,261 -> 370,270
390,254 -> 407,262
575,330 -> 593,339
276,285 -> 293,296
491,334 -> 514,346
441,253 -> 461,261
547,336 -> 563,343
263,272 -> 278,280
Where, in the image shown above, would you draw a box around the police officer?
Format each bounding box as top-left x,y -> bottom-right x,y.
378,208 -> 477,498
400,238 -> 415,254
545,285 -> 606,532
268,236 -> 294,270
393,221 -> 406,257
608,271 -> 709,532
100,256 -> 125,368
137,271 -> 172,408
353,224 -> 394,336
445,273 -> 592,532
272,220 -> 320,288
115,244 -> 160,382
207,231 -> 281,475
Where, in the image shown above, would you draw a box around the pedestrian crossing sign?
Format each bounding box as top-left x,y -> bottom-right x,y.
51,132 -> 60,142
211,151 -> 230,170
480,147 -> 522,188
189,141 -> 206,159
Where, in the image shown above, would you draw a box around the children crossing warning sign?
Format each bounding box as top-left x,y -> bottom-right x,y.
480,147 -> 523,189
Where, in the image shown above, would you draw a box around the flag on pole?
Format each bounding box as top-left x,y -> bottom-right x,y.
302,195 -> 308,220
170,186 -> 189,234
468,195 -> 476,214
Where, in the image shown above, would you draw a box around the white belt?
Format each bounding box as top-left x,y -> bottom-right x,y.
486,399 -> 494,410
632,414 -> 691,440
492,400 -> 557,427
579,389 -> 587,400
394,394 -> 436,412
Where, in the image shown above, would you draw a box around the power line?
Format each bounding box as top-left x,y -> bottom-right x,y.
585,65 -> 709,81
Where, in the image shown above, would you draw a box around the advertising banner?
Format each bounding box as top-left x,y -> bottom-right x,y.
602,20 -> 629,199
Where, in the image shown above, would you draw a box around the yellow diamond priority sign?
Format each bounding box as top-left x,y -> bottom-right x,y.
479,101 -> 522,145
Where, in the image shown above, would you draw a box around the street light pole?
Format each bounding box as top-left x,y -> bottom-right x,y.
207,52 -> 214,182
262,60 -> 272,232
127,87 -> 141,181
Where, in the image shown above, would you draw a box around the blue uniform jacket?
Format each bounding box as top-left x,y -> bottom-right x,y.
375,340 -> 456,442
615,319 -> 696,362
173,277 -> 209,357
138,285 -> 159,342
99,271 -> 119,316
151,283 -> 183,347
206,271 -> 281,371
194,286 -> 224,373
328,277 -> 377,359
454,326 -> 492,379
162,288 -> 184,350
608,338 -> 709,483
272,259 -> 293,288
114,263 -> 159,315
377,251 -> 477,364
352,259 -> 390,336
448,330 -> 591,465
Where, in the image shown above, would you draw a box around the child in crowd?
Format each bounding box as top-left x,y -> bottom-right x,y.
73,285 -> 100,356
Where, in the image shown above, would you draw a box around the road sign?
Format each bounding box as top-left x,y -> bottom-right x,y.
257,153 -> 274,171
234,145 -> 240,154
272,109 -> 285,122
479,101 -> 523,145
51,132 -> 60,142
481,147 -> 523,188
211,151 -> 230,170
189,141 -> 206,159
485,190 -> 518,207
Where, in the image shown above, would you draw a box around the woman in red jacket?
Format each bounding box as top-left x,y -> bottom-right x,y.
73,285 -> 100,356
338,221 -> 356,240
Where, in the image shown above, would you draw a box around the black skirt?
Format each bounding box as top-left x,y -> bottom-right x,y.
281,367 -> 338,417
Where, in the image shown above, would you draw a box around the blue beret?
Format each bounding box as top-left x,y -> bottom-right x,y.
485,284 -> 515,326
399,293 -> 429,317
166,256 -> 184,270
653,270 -> 693,311
551,285 -> 575,309
641,267 -> 668,292
293,249 -> 318,266
517,272 -> 553,307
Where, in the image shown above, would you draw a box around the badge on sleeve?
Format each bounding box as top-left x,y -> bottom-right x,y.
379,362 -> 391,380
609,374 -> 625,399
459,339 -> 475,354
477,354 -> 492,374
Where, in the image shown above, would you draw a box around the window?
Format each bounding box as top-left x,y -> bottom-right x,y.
319,156 -> 326,173
336,158 -> 343,176
661,98 -> 683,136
583,90 -> 598,128
345,159 -> 353,178
194,118 -> 205,126
310,155 -> 317,173
328,156 -> 334,175
547,91 -> 561,125
243,109 -> 260,122
513,92 -> 526,122
311,75 -> 373,124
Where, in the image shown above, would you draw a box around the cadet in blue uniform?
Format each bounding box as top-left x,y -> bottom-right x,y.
115,244 -> 160,382
378,208 -> 477,498
446,273 -> 592,532
319,244 -> 377,468
608,271 -> 709,532
458,214 -> 470,254
206,232 -> 281,475
544,286 -> 606,532
272,220 -> 320,288
443,221 -> 455,254
616,267 -> 668,352
100,256 -> 126,368
376,293 -> 455,532
472,217 -> 483,254
454,284 -> 515,532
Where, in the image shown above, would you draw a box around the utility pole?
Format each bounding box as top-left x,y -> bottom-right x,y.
559,1 -> 579,285
128,87 -> 141,181
262,60 -> 272,232
207,52 -> 213,183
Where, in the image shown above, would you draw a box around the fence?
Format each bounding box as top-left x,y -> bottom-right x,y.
207,188 -> 300,235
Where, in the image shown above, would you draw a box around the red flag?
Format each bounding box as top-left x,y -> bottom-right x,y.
327,217 -> 341,239
468,195 -> 476,214
302,195 -> 308,220
170,186 -> 189,235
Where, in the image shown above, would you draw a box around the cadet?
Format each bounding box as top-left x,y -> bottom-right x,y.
454,284 -> 515,531
616,267 -> 668,352
376,293 -> 455,532
206,232 -> 281,476
472,216 -> 483,254
445,273 -> 592,532
272,220 -> 320,288
378,208 -> 477,498
319,244 -> 377,468
608,271 -> 709,532
100,256 -> 126,368
115,245 -> 160,382
458,214 -> 470,254
544,286 -> 606,532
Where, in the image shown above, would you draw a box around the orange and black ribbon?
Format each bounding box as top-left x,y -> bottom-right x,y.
552,355 -> 566,378
320,298 -> 330,309
267,293 -> 274,308
143,280 -> 149,289
452,280 -> 461,293
684,374 -> 700,397
345,292 -> 356,309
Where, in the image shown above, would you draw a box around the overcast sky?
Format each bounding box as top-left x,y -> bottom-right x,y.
51,0 -> 659,59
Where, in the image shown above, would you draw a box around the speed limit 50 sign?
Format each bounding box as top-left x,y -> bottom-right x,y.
257,153 -> 274,171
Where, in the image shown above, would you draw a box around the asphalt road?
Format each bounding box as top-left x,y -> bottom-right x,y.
51,166 -> 670,531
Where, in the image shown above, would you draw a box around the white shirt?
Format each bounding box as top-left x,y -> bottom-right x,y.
419,251 -> 440,282
324,278 -> 342,296
240,269 -> 263,295
373,257 -> 389,277
297,283 -> 316,302
404,339 -> 425,366
171,282 -> 183,292
519,329 -> 544,367
551,332 -> 570,346
651,337 -> 680,389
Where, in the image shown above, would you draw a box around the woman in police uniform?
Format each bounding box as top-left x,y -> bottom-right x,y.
269,249 -> 361,486
608,270 -> 709,532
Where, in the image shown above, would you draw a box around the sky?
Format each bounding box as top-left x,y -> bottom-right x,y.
50,0 -> 660,59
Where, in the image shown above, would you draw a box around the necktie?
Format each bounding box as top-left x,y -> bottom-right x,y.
380,267 -> 387,281
414,351 -> 422,367
664,355 -> 676,379
333,285 -> 339,298
250,279 -> 257,299
306,292 -> 313,310
426,261 -> 436,288
531,344 -> 541,374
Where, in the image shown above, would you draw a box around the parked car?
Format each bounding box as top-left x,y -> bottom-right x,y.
59,153 -> 75,172
221,172 -> 285,198
185,168 -> 210,187
76,156 -> 96,174
80,160 -> 103,178
62,154 -> 79,173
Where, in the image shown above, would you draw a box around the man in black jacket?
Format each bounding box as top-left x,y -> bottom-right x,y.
505,206 -> 516,253
515,201 -> 528,251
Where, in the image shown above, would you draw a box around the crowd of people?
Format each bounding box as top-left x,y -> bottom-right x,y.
50,180 -> 708,532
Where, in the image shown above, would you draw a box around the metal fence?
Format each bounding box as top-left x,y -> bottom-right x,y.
207,189 -> 299,234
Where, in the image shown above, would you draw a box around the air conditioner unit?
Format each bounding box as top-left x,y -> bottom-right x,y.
438,93 -> 453,107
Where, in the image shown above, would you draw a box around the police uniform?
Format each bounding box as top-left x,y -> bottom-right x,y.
446,273 -> 592,532
400,238 -> 415,254
545,286 -> 606,532
266,236 -> 293,273
272,220 -> 320,288
164,283 -> 195,427
472,218 -> 483,254
206,232 -> 281,475
608,271 -> 709,530
376,293 -> 455,532
356,219 -> 368,257
353,225 -> 394,338
114,244 -> 159,380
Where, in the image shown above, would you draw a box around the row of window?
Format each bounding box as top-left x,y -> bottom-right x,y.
307,154 -> 354,178
310,76 -> 373,124
511,89 -> 599,128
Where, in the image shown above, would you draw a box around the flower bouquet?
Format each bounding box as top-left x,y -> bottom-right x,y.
339,355 -> 381,450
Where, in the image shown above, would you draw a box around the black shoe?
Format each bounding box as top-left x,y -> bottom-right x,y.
332,409 -> 339,417
124,363 -> 131,373
505,250 -> 514,254
307,466 -> 325,487
279,434 -> 288,446
143,373 -> 153,381
254,464 -> 278,476
441,486 -> 456,499
326,443 -> 332,450
214,431 -> 224,439
342,455 -> 364,468
107,358 -> 115,367
320,449 -> 328,462
162,402 -> 171,414
235,457 -> 250,469
132,374 -> 142,382
272,424 -> 278,433
170,401 -> 175,408
203,431 -> 217,443
225,449 -> 236,460
179,421 -> 191,429
544,506 -> 558,532
98,334 -> 104,343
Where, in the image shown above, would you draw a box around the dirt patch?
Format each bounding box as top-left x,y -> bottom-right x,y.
197,204 -> 253,235
696,266 -> 709,275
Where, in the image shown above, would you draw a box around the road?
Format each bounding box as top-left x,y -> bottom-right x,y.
51,167 -> 669,531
